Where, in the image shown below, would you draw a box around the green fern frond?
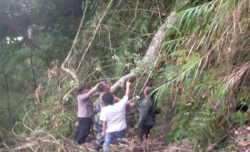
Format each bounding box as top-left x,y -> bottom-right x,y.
169,49 -> 189,56
176,0 -> 217,39
182,56 -> 200,70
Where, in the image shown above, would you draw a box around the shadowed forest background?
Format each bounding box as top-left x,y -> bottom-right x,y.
1,0 -> 250,151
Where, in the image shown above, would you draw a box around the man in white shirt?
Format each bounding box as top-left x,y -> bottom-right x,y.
100,80 -> 131,152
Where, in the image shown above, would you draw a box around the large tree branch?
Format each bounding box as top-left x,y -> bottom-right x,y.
110,12 -> 177,93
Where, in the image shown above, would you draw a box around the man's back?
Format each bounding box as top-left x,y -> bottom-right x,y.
140,97 -> 156,126
100,96 -> 128,132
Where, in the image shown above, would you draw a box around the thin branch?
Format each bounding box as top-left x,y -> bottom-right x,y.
138,47 -> 163,96
125,0 -> 139,32
22,113 -> 34,133
109,9 -> 159,15
61,0 -> 90,84
76,0 -> 114,71
102,24 -> 112,52
156,0 -> 163,25
62,87 -> 77,103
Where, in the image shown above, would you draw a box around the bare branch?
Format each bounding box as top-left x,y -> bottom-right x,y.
60,0 -> 90,84
76,0 -> 114,71
125,0 -> 139,32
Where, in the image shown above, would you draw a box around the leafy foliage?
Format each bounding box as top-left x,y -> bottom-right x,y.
2,0 -> 250,151
166,101 -> 223,149
229,112 -> 248,126
153,0 -> 250,149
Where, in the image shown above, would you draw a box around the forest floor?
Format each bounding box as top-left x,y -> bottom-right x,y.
63,124 -> 250,152
60,106 -> 250,152
1,123 -> 250,151
64,129 -> 192,152
64,125 -> 169,152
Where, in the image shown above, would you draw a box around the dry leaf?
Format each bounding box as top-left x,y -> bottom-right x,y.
238,140 -> 250,147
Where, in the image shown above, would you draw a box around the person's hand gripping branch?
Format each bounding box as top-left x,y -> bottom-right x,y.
93,81 -> 105,91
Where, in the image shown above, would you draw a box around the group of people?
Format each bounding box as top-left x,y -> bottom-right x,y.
74,80 -> 160,152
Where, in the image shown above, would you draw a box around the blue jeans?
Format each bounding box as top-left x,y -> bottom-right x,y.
103,129 -> 126,152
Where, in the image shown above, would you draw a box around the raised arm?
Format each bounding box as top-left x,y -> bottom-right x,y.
125,79 -> 131,97
114,80 -> 131,108
113,96 -> 121,102
78,82 -> 104,101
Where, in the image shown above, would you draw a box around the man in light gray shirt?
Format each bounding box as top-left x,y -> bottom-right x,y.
74,82 -> 102,145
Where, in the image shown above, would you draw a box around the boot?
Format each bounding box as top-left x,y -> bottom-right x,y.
91,140 -> 101,151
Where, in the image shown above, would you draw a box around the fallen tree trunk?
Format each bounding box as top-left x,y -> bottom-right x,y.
110,11 -> 177,93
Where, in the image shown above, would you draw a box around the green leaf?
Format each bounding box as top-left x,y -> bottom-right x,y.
182,57 -> 200,70
142,24 -> 148,33
169,50 -> 189,56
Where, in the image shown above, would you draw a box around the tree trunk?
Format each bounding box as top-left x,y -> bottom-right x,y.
110,12 -> 177,93
3,72 -> 13,125
30,49 -> 37,89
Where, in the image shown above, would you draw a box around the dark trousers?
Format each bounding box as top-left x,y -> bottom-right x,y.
74,117 -> 92,145
138,124 -> 153,141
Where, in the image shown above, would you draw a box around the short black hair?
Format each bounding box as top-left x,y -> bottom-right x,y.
102,92 -> 114,105
145,87 -> 154,95
98,83 -> 105,92
76,85 -> 87,95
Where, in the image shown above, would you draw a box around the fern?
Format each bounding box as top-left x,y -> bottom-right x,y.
176,0 -> 217,39
169,49 -> 189,56
182,56 -> 200,70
